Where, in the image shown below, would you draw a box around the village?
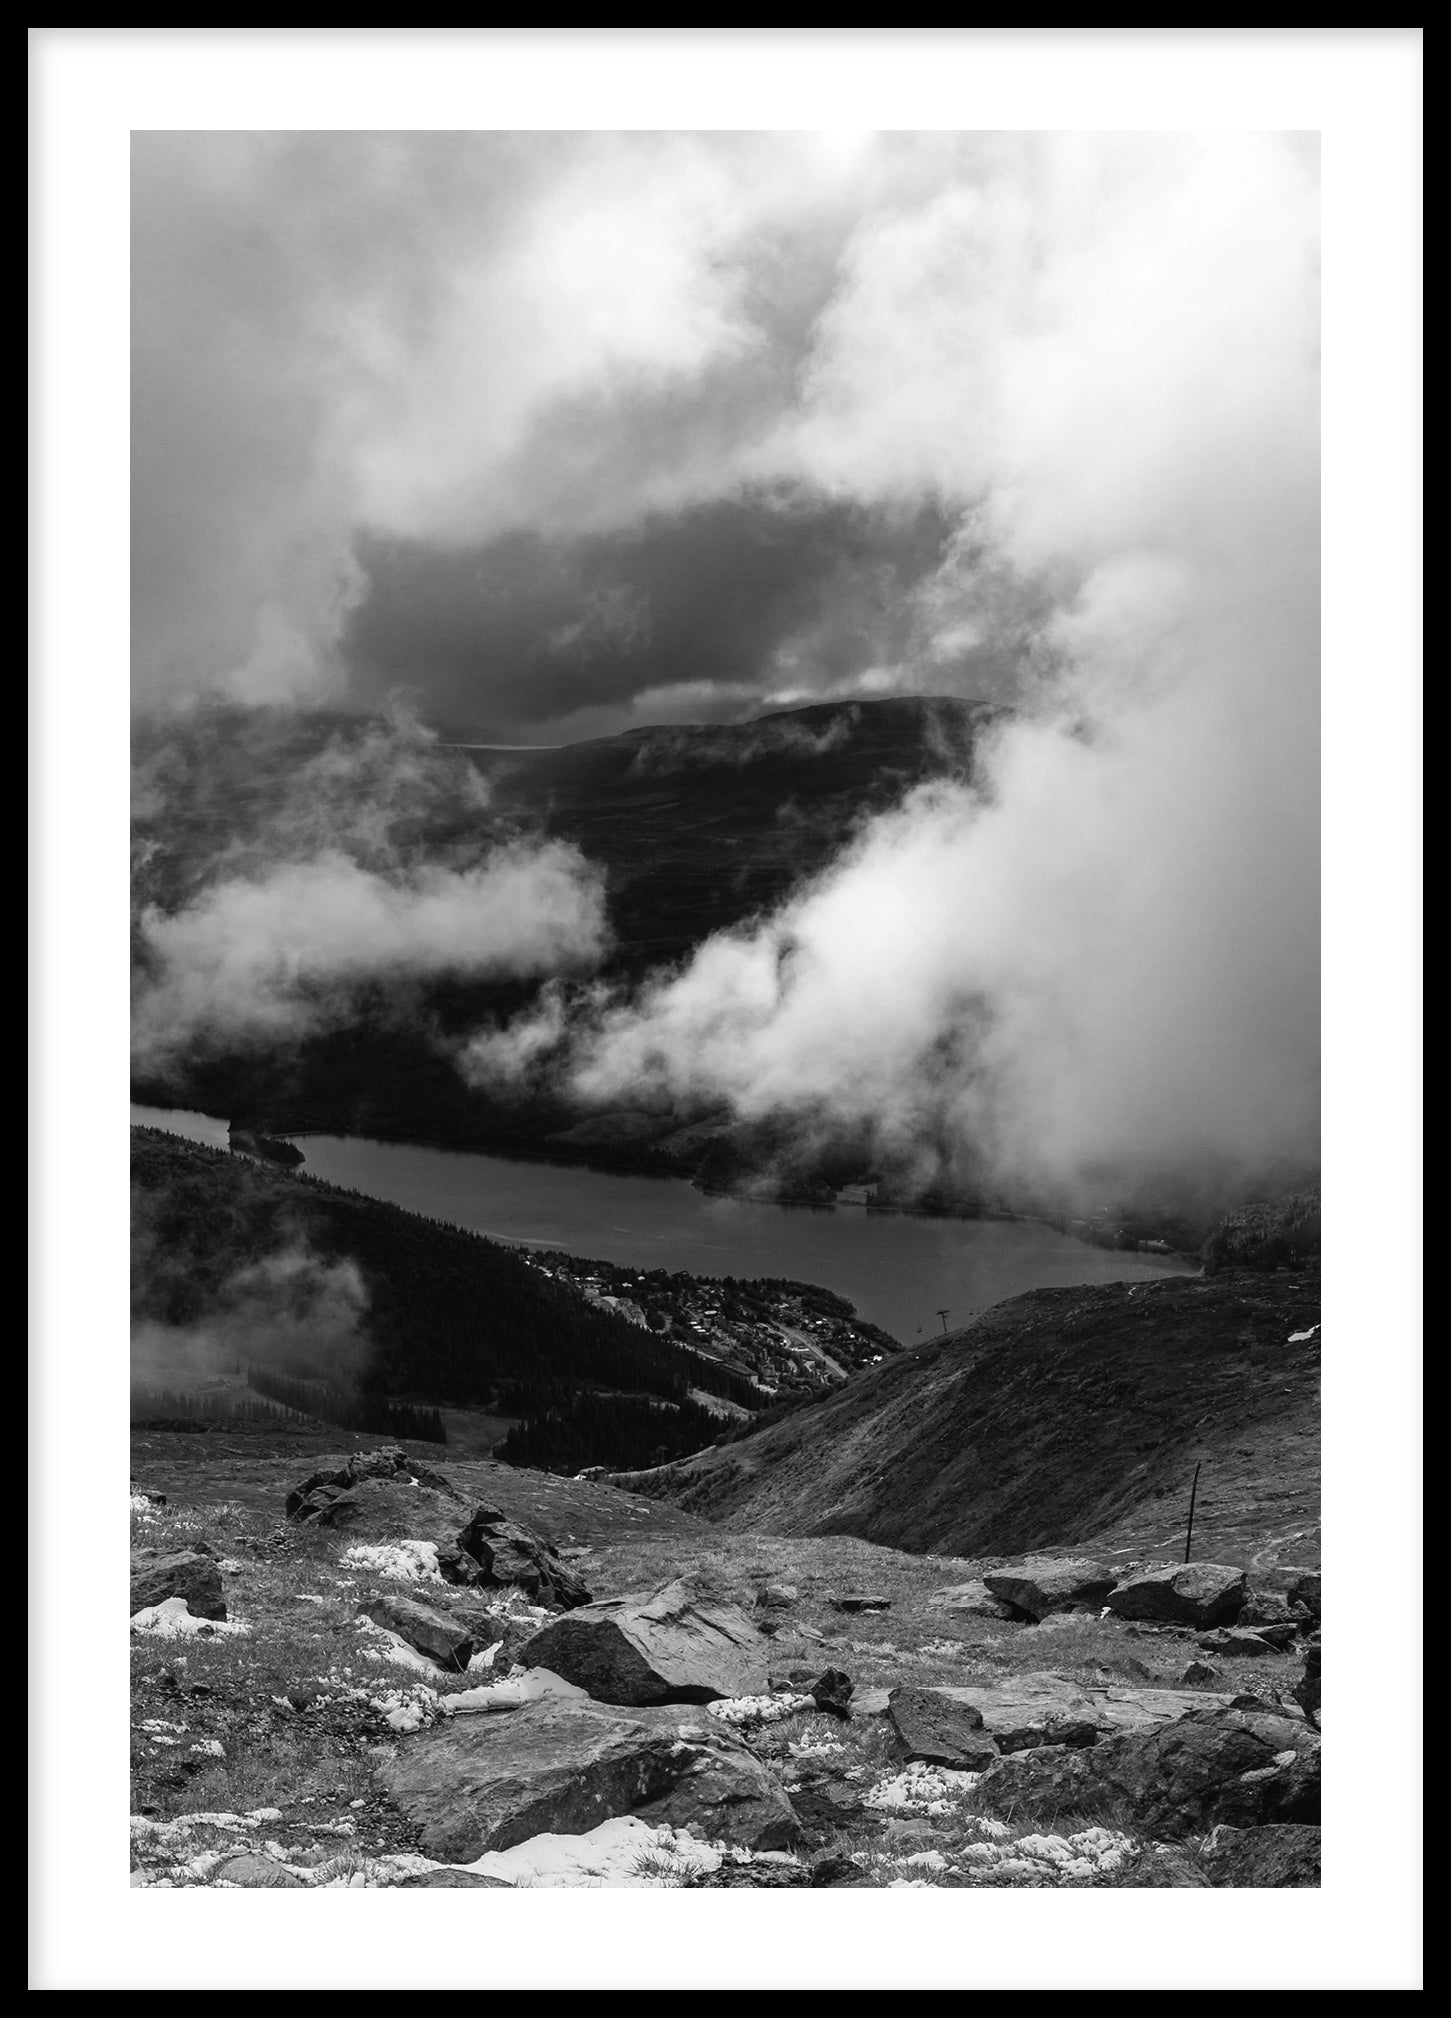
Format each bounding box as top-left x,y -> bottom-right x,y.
514,1248 -> 904,1408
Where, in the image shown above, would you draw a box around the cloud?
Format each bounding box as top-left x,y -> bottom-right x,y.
462,134 -> 1321,1193
133,843 -> 608,1067
131,132 -> 892,709
132,133 -> 1054,732
132,1239 -> 372,1389
132,708 -> 608,1069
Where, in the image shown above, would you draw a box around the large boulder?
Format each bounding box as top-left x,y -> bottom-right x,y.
361,1594 -> 474,1672
1117,1845 -> 1214,1888
886,1688 -> 1000,1769
910,1674 -> 1230,1753
516,1580 -> 771,1705
286,1450 -> 457,1528
1104,1704 -> 1320,1838
1288,1571 -> 1322,1621
285,1484 -> 361,1527
375,1698 -> 800,1859
983,1559 -> 1116,1620
1238,1592 -> 1297,1628
130,1550 -> 227,1622
1291,1641 -> 1321,1726
1201,1822 -> 1321,1887
976,1701 -> 1319,1842
286,1448 -> 453,1507
452,1506 -> 591,1611
1106,1563 -> 1248,1628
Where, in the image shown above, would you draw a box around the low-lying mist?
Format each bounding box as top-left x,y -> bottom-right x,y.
130,1238 -> 371,1397
131,709 -> 609,1071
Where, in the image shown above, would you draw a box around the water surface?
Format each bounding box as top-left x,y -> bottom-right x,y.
131,1104 -> 1190,1343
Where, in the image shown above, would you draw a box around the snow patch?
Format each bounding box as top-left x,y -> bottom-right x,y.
130,1808 -> 283,1841
131,1597 -> 250,1639
341,1540 -> 443,1584
788,1735 -> 848,1760
473,1817 -> 724,1888
865,1763 -> 980,1814
706,1692 -> 814,1728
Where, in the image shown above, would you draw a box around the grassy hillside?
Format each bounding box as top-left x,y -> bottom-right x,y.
611,1268 -> 1320,1571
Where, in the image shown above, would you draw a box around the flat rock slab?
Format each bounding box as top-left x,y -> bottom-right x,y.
361,1594 -> 474,1673
517,1579 -> 771,1705
886,1687 -> 999,1768
394,1867 -> 512,1888
983,1559 -> 1116,1620
831,1596 -> 892,1613
130,1550 -> 227,1622
928,1580 -> 1019,1620
211,1854 -> 305,1888
1117,1845 -> 1214,1888
1195,1626 -> 1291,1657
1107,1563 -> 1247,1629
376,1698 -> 800,1861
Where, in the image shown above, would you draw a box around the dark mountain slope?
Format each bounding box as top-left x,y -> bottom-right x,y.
468,695 -> 998,978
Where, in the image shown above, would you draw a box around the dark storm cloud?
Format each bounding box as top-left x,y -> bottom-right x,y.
342,490 -> 960,740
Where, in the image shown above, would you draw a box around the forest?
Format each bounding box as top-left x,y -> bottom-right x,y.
131,1128 -> 760,1432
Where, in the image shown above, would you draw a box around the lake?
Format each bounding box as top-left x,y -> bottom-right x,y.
131,1104 -> 1191,1343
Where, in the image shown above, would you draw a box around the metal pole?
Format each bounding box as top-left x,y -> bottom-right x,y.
1184,1462 -> 1202,1564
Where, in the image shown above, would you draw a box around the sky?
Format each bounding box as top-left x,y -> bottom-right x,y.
134,129 -> 1289,745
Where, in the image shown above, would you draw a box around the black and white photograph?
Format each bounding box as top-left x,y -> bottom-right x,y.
31,27 -> 1420,1993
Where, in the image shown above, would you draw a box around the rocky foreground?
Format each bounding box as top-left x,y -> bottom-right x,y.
130,1441 -> 1320,1889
